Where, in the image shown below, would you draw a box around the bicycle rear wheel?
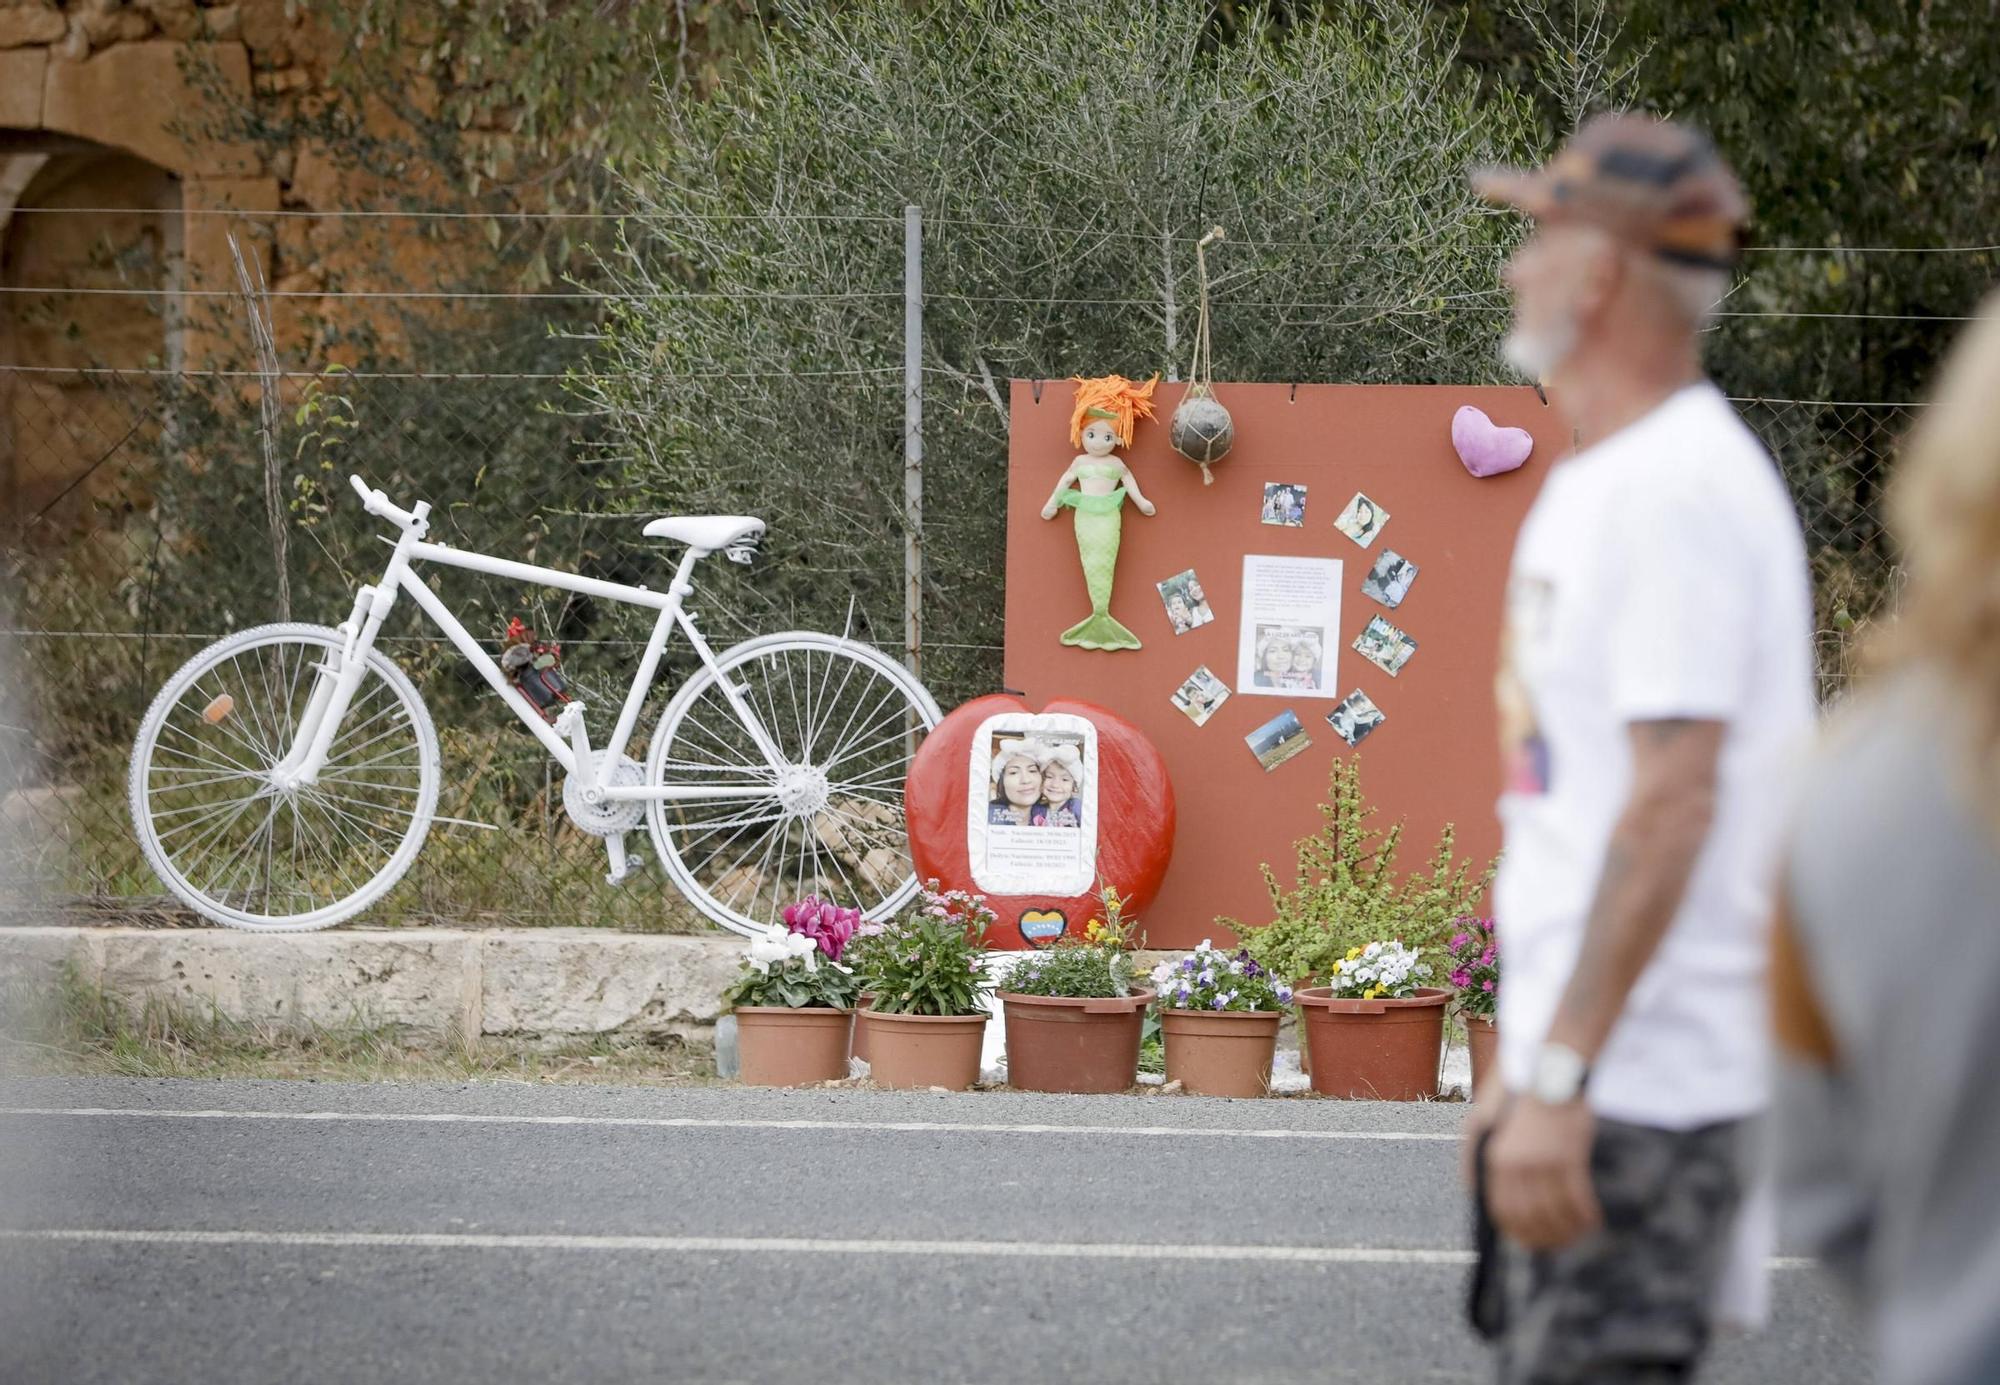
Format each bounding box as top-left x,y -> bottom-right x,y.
128,623 -> 440,931
646,632 -> 939,937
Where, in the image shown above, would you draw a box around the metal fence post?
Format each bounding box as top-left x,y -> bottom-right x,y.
903,204 -> 923,681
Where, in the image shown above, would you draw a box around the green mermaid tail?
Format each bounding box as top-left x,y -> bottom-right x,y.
1058,488 -> 1140,650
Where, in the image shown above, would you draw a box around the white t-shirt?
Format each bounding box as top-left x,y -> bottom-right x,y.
1493,382 -> 1816,1130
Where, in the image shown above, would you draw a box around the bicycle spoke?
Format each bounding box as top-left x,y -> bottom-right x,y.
651,641 -> 931,932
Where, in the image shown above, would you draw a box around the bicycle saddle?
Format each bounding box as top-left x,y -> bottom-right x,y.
641,514 -> 765,554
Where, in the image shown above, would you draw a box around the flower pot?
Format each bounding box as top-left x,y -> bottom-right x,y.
852,993 -> 877,1064
998,989 -> 1155,1094
732,1006 -> 854,1087
857,1006 -> 988,1090
1159,1008 -> 1281,1098
1295,986 -> 1450,1100
1464,1015 -> 1499,1095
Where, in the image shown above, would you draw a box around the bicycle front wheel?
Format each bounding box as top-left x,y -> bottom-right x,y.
128,623 -> 440,932
646,632 -> 939,937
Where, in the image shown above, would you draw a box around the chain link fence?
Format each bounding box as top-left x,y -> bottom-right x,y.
0,346 -> 1913,930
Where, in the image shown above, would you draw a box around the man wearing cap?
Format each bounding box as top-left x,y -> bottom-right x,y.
1465,114 -> 1817,1383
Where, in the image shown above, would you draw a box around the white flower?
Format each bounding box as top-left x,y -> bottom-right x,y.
745,924 -> 818,974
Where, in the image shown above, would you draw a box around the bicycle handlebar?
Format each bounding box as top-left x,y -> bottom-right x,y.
348,473 -> 422,531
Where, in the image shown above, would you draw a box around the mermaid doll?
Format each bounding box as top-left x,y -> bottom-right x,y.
1040,374 -> 1159,650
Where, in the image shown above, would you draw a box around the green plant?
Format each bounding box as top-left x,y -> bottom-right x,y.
721,952 -> 859,1011
858,884 -> 995,1017
1226,758 -> 1495,984
999,943 -> 1133,1000
1148,941 -> 1294,1012
1326,940 -> 1433,1001
1446,916 -> 1501,1020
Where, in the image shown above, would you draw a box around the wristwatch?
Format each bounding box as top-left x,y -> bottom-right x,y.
1527,1042 -> 1591,1105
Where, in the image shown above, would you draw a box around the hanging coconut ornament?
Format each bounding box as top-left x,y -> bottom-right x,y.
1169,226 -> 1235,485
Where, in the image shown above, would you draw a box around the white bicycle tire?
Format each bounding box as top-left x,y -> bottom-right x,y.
646,631 -> 940,938
128,622 -> 440,933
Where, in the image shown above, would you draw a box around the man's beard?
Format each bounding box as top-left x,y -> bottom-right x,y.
1501,313 -> 1577,382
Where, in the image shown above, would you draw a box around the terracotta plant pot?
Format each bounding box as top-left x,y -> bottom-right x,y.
852,994 -> 877,1064
733,1006 -> 854,1087
1159,1008 -> 1282,1098
857,1006 -> 988,1090
999,988 -> 1155,1094
1464,1014 -> 1499,1095
1296,986 -> 1450,1100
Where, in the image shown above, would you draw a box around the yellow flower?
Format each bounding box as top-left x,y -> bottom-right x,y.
1346,945 -> 1365,961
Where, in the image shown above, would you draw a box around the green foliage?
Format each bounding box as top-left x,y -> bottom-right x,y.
998,944 -> 1132,1000
1227,758 -> 1495,984
859,891 -> 995,1018
1148,941 -> 1295,1011
721,954 -> 860,1011
577,0 -> 1583,704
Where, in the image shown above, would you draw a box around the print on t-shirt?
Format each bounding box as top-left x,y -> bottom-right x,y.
1497,575 -> 1553,795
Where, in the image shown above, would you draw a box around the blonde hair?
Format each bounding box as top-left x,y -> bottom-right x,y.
1877,294 -> 2000,826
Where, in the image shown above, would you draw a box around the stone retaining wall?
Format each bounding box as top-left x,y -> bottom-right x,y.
0,927 -> 1193,1048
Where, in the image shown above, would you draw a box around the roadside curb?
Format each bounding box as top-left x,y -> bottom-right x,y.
0,927 -> 746,1047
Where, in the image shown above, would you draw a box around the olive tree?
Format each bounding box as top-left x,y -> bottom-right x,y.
575,0 -> 1597,705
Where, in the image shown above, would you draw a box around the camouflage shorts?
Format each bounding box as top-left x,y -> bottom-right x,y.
1495,1117 -> 1747,1385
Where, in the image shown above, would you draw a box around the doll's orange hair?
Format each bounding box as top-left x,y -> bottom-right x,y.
1068,374 -> 1160,448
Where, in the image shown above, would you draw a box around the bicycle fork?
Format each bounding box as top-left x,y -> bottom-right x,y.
271,515 -> 427,791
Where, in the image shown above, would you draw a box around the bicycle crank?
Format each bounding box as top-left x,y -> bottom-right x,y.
561,751 -> 647,886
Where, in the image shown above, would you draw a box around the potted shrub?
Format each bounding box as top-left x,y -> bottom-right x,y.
1149,940 -> 1294,1098
1295,940 -> 1450,1100
997,886 -> 1154,1093
1446,916 -> 1500,1093
1223,759 -> 1494,1073
722,896 -> 862,1087
855,882 -> 994,1090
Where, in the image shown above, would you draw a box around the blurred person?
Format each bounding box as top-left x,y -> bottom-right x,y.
1464,114 -> 1817,1384
1771,298 -> 2000,1385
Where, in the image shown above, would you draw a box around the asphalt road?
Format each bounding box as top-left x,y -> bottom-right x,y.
0,1077 -> 1868,1384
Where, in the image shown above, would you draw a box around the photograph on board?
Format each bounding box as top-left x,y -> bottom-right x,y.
1360,549 -> 1419,609
1353,615 -> 1419,677
1170,665 -> 1233,727
985,731 -> 1088,829
1260,482 -> 1308,527
1236,554 -> 1341,698
1326,688 -> 1386,747
1157,568 -> 1216,635
1333,491 -> 1391,548
1245,708 -> 1313,772
1249,623 -> 1328,693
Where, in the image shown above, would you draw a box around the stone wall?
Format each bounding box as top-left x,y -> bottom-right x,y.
0,0 -> 491,525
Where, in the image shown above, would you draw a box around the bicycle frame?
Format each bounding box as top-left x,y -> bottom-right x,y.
272,499 -> 784,804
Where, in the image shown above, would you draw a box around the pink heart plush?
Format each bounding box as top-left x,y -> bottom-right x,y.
1451,405 -> 1534,478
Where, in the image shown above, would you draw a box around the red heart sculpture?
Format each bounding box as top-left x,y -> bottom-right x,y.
905,694 -> 1175,950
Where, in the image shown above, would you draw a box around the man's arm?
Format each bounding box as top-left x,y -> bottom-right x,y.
1484,716 -> 1724,1249
1543,717 -> 1725,1058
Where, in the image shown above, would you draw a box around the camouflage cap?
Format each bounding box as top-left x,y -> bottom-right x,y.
1473,113 -> 1749,270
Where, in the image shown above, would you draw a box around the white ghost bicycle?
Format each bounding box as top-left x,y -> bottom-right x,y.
128,474 -> 940,935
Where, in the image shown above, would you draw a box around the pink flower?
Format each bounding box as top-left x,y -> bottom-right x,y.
1449,932 -> 1470,950
1482,979 -> 1495,992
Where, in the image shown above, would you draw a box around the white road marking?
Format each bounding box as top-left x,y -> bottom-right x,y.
0,1107 -> 1458,1142
0,1228 -> 1820,1271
